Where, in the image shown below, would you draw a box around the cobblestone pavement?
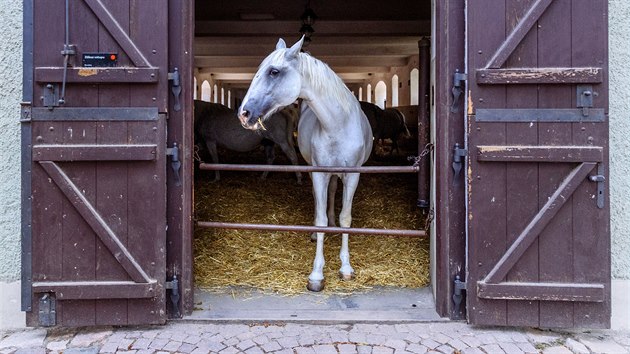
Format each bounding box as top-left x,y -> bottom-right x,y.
1,321 -> 629,354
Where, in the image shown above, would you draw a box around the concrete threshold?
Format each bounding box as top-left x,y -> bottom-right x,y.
182,286 -> 449,324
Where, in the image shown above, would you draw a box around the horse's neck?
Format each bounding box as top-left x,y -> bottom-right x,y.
299,57 -> 357,132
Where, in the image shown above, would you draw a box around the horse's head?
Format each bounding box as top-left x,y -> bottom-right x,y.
238,37 -> 304,130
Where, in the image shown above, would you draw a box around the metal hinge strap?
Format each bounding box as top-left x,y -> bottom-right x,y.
38,293 -> 56,327
166,142 -> 182,187
450,70 -> 467,113
452,143 -> 467,186
452,275 -> 466,317
165,275 -> 181,318
168,68 -> 182,112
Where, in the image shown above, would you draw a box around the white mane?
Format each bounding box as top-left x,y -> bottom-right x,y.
261,49 -> 356,115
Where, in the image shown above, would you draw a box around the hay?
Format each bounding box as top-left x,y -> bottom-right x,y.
193,149 -> 430,296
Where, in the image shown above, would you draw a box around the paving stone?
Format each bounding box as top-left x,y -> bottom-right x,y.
475,333 -> 497,345
237,339 -> 257,351
63,347 -> 101,354
515,342 -> 538,354
299,335 -> 317,346
15,348 -> 46,354
510,333 -> 528,343
245,346 -> 265,354
313,344 -> 338,354
0,329 -> 47,349
459,335 -> 483,348
404,334 -> 424,344
329,331 -> 350,343
365,335 -> 388,346
406,343 -> 429,354
526,331 -> 561,345
179,342 -> 197,353
224,337 -> 240,346
277,336 -> 300,348
198,339 -> 226,352
461,347 -> 485,354
274,350 -> 294,354
261,340 -> 282,352
446,338 -> 467,351
357,345 -> 373,354
161,340 -> 182,352
394,325 -> 411,333
481,344 -> 505,354
420,339 -> 440,349
184,334 -> 202,345
498,342 -> 523,354
47,339 -> 69,351
541,346 -> 572,354
98,341 -> 119,353
384,339 -> 407,351
237,332 -> 257,340
372,346 -> 394,354
116,338 -> 135,350
295,347 -> 316,354
578,335 -> 630,354
338,343 -> 358,354
564,338 -> 589,354
219,346 -> 241,354
430,333 -> 452,345
435,344 -> 454,354
130,338 -> 151,350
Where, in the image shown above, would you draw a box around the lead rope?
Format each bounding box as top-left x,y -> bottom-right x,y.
407,143 -> 435,232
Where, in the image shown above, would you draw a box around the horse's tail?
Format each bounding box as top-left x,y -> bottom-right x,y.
280,104 -> 300,148
395,109 -> 411,137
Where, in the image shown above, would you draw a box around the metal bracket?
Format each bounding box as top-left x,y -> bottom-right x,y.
38,293 -> 56,327
165,275 -> 181,318
168,68 -> 182,112
577,85 -> 597,117
452,275 -> 466,316
42,84 -> 60,110
21,102 -> 32,123
166,142 -> 182,186
452,143 -> 467,186
589,164 -> 605,209
450,70 -> 467,113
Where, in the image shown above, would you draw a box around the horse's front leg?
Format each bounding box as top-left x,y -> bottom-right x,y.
307,172 -> 330,292
339,173 -> 361,280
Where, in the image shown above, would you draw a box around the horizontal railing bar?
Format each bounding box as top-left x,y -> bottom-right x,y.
199,163 -> 420,173
197,221 -> 427,237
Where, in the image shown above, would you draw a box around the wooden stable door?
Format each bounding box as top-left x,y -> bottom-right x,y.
466,0 -> 610,327
24,0 -> 170,326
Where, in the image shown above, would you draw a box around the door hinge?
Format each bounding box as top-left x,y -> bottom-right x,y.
450,70 -> 467,113
452,275 -> 466,317
38,293 -> 56,327
589,163 -> 605,209
168,68 -> 182,112
166,142 -> 182,187
452,143 -> 467,186
165,275 -> 181,318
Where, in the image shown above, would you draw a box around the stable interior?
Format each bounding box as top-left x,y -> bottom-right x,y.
190,0 -> 436,321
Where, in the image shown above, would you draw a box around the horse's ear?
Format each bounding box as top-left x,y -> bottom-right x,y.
285,35 -> 304,60
276,38 -> 287,50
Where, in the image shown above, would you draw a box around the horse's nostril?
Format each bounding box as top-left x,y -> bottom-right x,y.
241,110 -> 250,118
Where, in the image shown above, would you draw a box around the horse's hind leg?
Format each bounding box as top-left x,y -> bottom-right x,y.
262,143 -> 276,179
205,140 -> 220,182
307,172 -> 331,292
277,141 -> 303,184
339,173 -> 361,280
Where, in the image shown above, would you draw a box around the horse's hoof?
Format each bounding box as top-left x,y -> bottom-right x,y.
307,279 -> 325,292
339,271 -> 355,281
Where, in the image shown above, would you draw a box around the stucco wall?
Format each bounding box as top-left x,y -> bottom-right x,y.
0,0 -> 22,281
609,0 -> 630,280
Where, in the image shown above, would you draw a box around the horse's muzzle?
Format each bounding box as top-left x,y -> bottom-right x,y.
238,111 -> 262,130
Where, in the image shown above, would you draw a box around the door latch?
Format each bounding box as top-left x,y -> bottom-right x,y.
168,68 -> 182,112
577,85 -> 597,117
589,164 -> 605,209
166,142 -> 181,186
452,143 -> 467,186
450,70 -> 467,113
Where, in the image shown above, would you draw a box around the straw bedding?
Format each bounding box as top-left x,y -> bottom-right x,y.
193,148 -> 430,296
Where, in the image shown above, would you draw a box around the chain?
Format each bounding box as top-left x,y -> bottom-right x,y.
423,208 -> 435,232
193,144 -> 202,163
407,143 -> 434,167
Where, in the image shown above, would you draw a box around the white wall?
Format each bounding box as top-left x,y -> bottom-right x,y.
0,0 -> 25,329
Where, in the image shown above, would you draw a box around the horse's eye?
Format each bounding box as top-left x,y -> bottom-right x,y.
269,68 -> 280,77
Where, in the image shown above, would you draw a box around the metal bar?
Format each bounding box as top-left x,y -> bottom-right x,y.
31,107 -> 158,121
475,108 -> 606,122
197,221 -> 427,237
199,163 -> 420,174
478,281 -> 605,302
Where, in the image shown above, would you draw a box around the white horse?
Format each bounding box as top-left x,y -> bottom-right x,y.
238,36 -> 373,292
